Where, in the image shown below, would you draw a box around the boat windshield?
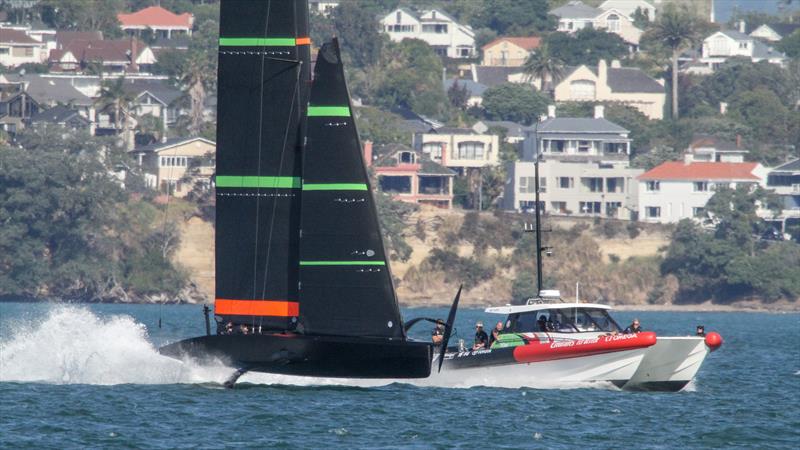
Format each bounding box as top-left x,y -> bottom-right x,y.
506,308 -> 621,333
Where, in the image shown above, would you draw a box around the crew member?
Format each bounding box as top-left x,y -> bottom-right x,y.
473,321 -> 489,350
432,319 -> 445,347
696,325 -> 706,337
624,319 -> 642,334
537,315 -> 548,331
489,321 -> 504,347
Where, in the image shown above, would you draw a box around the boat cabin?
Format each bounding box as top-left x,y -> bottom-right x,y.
486,297 -> 622,334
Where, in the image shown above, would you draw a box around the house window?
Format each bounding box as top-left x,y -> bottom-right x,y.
558,177 -> 574,189
693,207 -> 705,218
399,151 -> 416,164
577,141 -> 592,153
544,139 -> 565,153
0,47 -> 9,55
693,181 -> 708,192
422,142 -> 442,160
604,142 -> 626,154
551,201 -> 567,213
396,11 -> 401,23
459,47 -> 470,57
422,24 -> 448,33
582,177 -> 603,193
457,141 -> 485,159
645,206 -> 661,218
606,202 -> 622,217
739,41 -> 748,49
569,80 -> 596,99
579,201 -> 601,215
606,177 -> 624,193
379,175 -> 412,194
539,177 -> 547,193
607,14 -> 620,32
519,201 -> 544,213
519,176 -> 536,194
645,181 -> 660,192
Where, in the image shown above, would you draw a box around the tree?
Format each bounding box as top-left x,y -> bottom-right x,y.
447,79 -> 469,109
647,4 -> 704,119
471,0 -> 554,35
777,29 -> 800,58
39,0 -> 124,37
728,87 -> 792,144
371,39 -> 449,119
331,2 -> 383,68
481,83 -> 549,125
95,77 -> 135,134
544,29 -> 629,67
521,42 -> 565,94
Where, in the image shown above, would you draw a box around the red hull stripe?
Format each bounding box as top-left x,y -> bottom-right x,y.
215,299 -> 299,317
512,331 -> 657,363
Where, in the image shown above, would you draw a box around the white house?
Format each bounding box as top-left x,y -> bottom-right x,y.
309,1 -> 339,16
637,156 -> 767,224
550,1 -> 644,49
749,23 -> 800,42
700,27 -> 787,71
413,127 -> 499,172
504,105 -> 643,219
599,0 -> 656,21
380,8 -> 475,58
0,28 -> 48,67
764,159 -> 800,235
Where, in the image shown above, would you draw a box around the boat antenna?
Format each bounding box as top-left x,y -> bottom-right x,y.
533,151 -> 543,295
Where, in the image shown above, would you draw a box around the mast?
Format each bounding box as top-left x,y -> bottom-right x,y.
534,151 -> 543,295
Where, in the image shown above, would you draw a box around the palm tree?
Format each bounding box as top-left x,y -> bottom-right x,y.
522,43 -> 565,96
95,77 -> 136,144
649,5 -> 703,119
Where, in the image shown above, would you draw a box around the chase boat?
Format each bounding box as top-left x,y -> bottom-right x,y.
434,290 -> 722,391
435,291 -> 656,387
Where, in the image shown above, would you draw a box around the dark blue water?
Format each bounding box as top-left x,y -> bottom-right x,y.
1,303 -> 798,449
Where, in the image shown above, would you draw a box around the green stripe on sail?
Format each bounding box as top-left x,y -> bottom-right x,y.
302,183 -> 368,191
216,176 -> 301,189
300,261 -> 386,266
307,106 -> 351,117
219,37 -> 296,47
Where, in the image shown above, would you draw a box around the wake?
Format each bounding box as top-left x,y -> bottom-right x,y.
0,306 -> 613,390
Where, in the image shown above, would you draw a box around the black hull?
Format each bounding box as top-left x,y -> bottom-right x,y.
620,380 -> 691,392
159,334 -> 432,379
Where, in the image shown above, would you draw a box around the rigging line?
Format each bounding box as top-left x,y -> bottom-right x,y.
249,0 -> 272,304
157,133 -> 181,328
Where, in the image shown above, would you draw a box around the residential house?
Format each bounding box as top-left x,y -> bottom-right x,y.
472,120 -> 529,144
0,27 -> 48,67
504,105 -> 642,220
554,59 -> 666,120
749,23 -> 800,42
122,78 -> 184,130
366,142 -> 455,209
380,8 -> 475,58
413,127 -> 500,173
130,137 -> 215,197
28,104 -> 91,131
550,1 -> 644,50
470,64 -> 523,87
118,6 -> 194,39
309,1 -> 339,16
599,0 -> 656,21
764,159 -> 800,235
442,78 -> 487,107
700,26 -> 786,71
637,155 -> 766,224
4,73 -> 96,133
481,36 -> 541,67
686,134 -> 748,163
0,81 -> 39,134
49,37 -> 156,73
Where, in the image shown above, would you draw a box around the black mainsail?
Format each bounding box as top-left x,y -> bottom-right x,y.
160,0 -> 431,381
214,0 -> 310,330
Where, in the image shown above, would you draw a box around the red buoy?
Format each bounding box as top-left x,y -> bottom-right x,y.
705,332 -> 723,351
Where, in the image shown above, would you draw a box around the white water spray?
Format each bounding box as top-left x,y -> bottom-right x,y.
0,307 -> 231,385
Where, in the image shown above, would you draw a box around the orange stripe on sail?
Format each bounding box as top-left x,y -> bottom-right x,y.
295,37 -> 311,45
215,299 -> 299,317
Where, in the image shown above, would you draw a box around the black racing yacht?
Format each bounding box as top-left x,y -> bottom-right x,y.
159,0 -> 440,385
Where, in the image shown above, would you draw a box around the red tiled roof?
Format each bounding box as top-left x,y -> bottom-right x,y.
118,6 -> 193,29
0,28 -> 40,45
55,31 -> 104,49
638,161 -> 760,181
482,36 -> 541,51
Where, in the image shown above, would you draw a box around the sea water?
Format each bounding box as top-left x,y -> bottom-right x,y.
1,302 -> 798,449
